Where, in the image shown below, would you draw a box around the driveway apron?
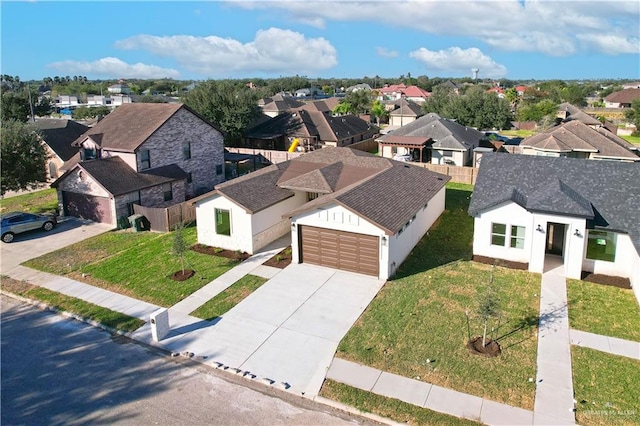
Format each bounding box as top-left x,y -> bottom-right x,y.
132,263 -> 386,396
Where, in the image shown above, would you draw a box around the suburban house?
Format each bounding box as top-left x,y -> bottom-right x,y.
376,113 -> 484,166
604,88 -> 640,108
258,94 -> 305,117
107,83 -> 131,95
377,84 -> 431,103
469,153 -> 640,302
51,103 -> 225,226
519,120 -> 639,161
388,99 -> 424,127
556,102 -> 617,134
33,118 -> 88,180
194,147 -> 450,279
241,110 -> 379,152
294,86 -> 324,98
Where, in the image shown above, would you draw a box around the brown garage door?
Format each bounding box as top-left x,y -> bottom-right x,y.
299,226 -> 379,276
62,191 -> 113,224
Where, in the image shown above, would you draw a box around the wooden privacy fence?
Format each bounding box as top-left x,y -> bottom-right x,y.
411,163 -> 478,185
133,201 -> 196,232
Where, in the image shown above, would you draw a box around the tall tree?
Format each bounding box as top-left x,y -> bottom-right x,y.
370,100 -> 387,126
183,80 -> 262,146
1,120 -> 48,195
624,99 -> 640,131
333,89 -> 373,115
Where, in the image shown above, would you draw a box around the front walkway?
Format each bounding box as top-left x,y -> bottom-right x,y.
570,329 -> 640,360
533,257 -> 575,425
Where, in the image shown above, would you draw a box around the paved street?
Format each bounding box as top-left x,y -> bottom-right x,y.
0,296 -> 373,426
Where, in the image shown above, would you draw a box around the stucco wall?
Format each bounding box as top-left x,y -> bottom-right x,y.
432,149 -> 466,166
387,186 -> 446,278
473,202 -> 534,264
196,194 -> 253,253
138,107 -> 225,197
57,168 -> 110,197
582,233 -> 637,279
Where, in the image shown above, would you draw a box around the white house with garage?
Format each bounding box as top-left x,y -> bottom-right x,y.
194,147 -> 449,280
468,153 -> 640,303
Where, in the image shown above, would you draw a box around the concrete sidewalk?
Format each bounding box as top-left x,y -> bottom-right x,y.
327,358 -> 534,425
533,258 -> 575,426
570,329 -> 640,360
7,265 -> 162,321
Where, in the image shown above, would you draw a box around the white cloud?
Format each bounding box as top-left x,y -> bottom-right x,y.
47,57 -> 180,79
576,33 -> 640,54
232,1 -> 639,56
115,28 -> 337,76
409,46 -> 507,78
376,47 -> 399,58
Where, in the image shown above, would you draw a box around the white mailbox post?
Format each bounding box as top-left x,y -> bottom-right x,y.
150,308 -> 170,342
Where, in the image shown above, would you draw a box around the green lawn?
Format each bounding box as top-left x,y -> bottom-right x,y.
500,129 -> 535,138
572,346 -> 640,426
333,184 -> 541,410
190,274 -> 267,320
620,134 -> 640,145
567,279 -> 640,342
23,227 -> 240,307
2,277 -> 144,332
320,380 -> 479,425
0,188 -> 58,214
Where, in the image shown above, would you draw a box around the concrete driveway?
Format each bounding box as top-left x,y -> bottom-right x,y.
1,217 -> 113,274
133,263 -> 386,396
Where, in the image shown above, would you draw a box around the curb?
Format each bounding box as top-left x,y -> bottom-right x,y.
313,395 -> 406,426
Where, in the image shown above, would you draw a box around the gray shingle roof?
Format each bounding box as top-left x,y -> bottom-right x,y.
377,113 -> 483,150
34,119 -> 88,161
53,157 -> 186,196
468,153 -> 640,252
205,147 -> 449,234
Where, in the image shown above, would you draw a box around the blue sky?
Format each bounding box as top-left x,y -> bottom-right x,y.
2,1 -> 639,82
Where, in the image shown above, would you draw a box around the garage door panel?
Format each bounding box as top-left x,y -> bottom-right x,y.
300,226 -> 379,277
62,191 -> 112,224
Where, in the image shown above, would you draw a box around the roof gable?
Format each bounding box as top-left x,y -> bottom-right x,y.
34,119 -> 87,161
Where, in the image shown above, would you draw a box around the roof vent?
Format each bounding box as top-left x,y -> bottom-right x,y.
404,164 -> 410,168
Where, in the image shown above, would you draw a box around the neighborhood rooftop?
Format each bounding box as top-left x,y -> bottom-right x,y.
468,153 -> 640,250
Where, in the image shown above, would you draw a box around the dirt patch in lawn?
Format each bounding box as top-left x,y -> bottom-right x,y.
580,272 -> 631,289
467,336 -> 502,357
472,255 -> 528,271
263,246 -> 293,269
190,244 -> 251,261
170,269 -> 195,281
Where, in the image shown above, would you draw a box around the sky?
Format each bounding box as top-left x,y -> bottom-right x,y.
1,1 -> 639,82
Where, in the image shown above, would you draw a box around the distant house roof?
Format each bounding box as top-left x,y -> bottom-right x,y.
245,110 -> 378,144
34,119 -> 88,161
389,99 -> 423,117
297,97 -> 341,113
202,147 -> 449,234
377,113 -> 484,151
71,103 -> 221,153
259,94 -> 305,114
520,120 -> 639,160
468,153 -> 640,252
346,83 -> 372,92
378,84 -> 430,99
52,156 -> 187,196
605,88 -> 640,105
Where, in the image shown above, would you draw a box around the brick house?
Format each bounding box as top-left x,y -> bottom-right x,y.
51,103 -> 225,226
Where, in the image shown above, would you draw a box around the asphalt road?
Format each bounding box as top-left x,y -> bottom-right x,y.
1,296 -> 374,426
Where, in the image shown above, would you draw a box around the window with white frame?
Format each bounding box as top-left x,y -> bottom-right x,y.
215,208 -> 231,236
491,223 -> 507,246
586,230 -> 616,262
492,223 -> 526,249
510,225 -> 526,249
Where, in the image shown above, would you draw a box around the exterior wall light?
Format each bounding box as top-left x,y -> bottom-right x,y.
381,236 -> 387,246
574,229 -> 582,238
536,224 -> 544,233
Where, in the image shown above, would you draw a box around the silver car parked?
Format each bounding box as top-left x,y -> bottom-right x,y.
1,211 -> 57,243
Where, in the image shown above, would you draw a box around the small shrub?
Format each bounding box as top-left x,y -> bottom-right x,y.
214,247 -> 223,253
275,255 -> 283,262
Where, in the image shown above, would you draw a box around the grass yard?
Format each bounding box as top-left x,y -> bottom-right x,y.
567,279 -> 640,342
23,227 -> 240,307
2,277 -> 144,332
572,346 -> 640,426
320,380 -> 479,426
331,183 -> 542,410
620,134 -> 640,145
500,129 -> 535,138
0,188 -> 58,214
190,274 -> 267,320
